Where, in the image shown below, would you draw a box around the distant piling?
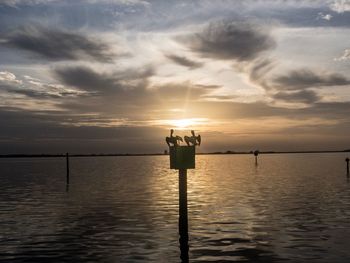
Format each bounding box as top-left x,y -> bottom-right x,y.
254,150 -> 259,165
346,157 -> 349,176
66,152 -> 70,185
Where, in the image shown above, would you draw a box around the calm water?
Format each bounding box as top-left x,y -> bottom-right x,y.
1,153 -> 350,262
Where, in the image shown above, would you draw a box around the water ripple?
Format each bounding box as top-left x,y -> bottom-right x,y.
0,154 -> 350,262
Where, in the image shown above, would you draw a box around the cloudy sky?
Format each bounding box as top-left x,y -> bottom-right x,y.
0,0 -> 350,154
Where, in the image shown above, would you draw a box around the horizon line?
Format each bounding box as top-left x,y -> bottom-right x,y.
1,149 -> 349,158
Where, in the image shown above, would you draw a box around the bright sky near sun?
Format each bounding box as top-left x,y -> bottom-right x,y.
0,0 -> 350,153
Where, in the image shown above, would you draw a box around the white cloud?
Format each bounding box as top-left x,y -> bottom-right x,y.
334,49 -> 350,61
329,0 -> 350,13
0,71 -> 22,84
317,12 -> 333,20
0,71 -> 89,101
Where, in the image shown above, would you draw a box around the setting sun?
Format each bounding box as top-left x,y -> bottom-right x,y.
167,118 -> 208,129
151,118 -> 208,130
173,119 -> 195,129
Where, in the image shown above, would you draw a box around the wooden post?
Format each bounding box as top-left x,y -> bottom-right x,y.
66,152 -> 70,185
179,168 -> 189,263
254,150 -> 259,166
167,129 -> 200,262
346,158 -> 349,176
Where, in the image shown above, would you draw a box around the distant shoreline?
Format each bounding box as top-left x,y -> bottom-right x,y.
0,150 -> 349,158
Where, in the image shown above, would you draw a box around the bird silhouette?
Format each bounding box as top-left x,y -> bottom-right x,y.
184,130 -> 201,146
166,129 -> 183,146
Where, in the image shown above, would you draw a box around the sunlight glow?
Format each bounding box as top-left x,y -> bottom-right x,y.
165,118 -> 208,129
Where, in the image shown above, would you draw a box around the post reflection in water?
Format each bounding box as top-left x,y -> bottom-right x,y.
179,169 -> 189,262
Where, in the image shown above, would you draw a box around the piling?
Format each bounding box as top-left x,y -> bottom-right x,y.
179,169 -> 189,262
346,157 -> 349,176
167,129 -> 200,262
66,152 -> 70,185
254,150 -> 259,165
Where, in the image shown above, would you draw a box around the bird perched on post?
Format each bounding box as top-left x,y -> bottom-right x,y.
166,129 -> 183,146
184,130 -> 201,146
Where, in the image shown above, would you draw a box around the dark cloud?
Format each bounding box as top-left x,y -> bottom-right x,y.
52,65 -> 155,118
244,63 -> 350,105
54,66 -> 154,94
1,83 -> 84,99
273,90 -> 321,104
6,87 -> 83,99
165,54 -> 203,69
0,107 -> 168,154
248,58 -> 274,83
243,58 -> 275,92
50,65 -> 222,122
54,65 -> 215,101
183,20 -> 275,61
2,26 -> 115,62
55,67 -> 119,93
272,69 -> 350,90
311,101 -> 350,118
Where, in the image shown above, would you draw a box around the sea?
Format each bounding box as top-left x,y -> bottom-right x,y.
1,153 -> 350,262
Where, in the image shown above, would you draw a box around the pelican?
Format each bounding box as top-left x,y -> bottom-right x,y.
184,130 -> 201,146
166,129 -> 183,146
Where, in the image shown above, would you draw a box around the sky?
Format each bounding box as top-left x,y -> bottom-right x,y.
0,0 -> 350,154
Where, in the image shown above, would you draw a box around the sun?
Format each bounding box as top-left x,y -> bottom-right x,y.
166,118 -> 208,130
172,119 -> 195,129
153,118 -> 208,130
